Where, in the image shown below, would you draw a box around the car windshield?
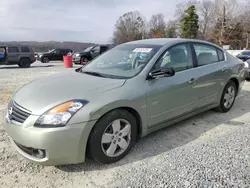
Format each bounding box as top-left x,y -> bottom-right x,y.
81,44 -> 162,79
84,46 -> 94,52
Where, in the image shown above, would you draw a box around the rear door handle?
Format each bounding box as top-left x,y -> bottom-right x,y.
189,78 -> 198,84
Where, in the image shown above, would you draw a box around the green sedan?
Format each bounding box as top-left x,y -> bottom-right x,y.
4,38 -> 246,166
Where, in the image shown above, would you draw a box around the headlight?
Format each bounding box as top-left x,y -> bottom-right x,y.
39,54 -> 43,58
34,100 -> 88,128
244,62 -> 249,68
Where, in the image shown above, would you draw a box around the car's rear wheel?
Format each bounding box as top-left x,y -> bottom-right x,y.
42,57 -> 49,63
87,109 -> 137,164
18,58 -> 31,68
215,80 -> 237,113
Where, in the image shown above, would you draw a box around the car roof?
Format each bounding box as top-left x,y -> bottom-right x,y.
124,38 -> 222,49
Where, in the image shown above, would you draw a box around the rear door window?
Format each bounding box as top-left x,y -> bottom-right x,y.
60,49 -> 67,55
193,43 -> 221,66
217,49 -> 225,61
8,47 -> 19,53
21,47 -> 30,53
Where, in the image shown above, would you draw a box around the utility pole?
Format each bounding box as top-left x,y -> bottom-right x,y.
246,32 -> 249,49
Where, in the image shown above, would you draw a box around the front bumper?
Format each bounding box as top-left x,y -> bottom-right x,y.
3,112 -> 97,166
73,57 -> 81,64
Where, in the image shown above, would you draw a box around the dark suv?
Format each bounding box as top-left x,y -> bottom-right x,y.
72,45 -> 109,64
37,48 -> 73,63
0,45 -> 36,68
236,51 -> 250,62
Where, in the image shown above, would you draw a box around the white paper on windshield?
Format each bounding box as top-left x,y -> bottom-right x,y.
133,48 -> 152,53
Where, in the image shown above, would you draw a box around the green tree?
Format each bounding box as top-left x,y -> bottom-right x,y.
180,5 -> 199,39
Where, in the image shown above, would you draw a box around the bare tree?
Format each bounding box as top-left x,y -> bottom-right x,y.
112,11 -> 146,45
197,0 -> 215,39
209,0 -> 242,46
175,0 -> 198,19
239,3 -> 250,48
148,13 -> 166,38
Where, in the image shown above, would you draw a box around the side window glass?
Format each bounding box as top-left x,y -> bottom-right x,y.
152,44 -> 193,72
93,46 -> 100,53
217,49 -> 225,61
61,49 -> 66,54
8,47 -> 19,53
21,47 -> 30,53
194,44 -> 219,66
54,49 -> 60,54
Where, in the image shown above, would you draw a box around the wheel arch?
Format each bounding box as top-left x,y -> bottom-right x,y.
91,106 -> 143,138
83,106 -> 143,160
19,57 -> 31,63
41,56 -> 49,62
80,55 -> 89,61
229,77 -> 240,95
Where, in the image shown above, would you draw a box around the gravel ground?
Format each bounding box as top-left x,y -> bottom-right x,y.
0,61 -> 250,188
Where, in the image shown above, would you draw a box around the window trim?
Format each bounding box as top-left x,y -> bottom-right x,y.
148,42 -> 196,74
20,46 -> 30,53
8,47 -> 19,53
191,42 -> 225,67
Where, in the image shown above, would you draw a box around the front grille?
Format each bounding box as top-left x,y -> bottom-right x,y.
9,101 -> 31,124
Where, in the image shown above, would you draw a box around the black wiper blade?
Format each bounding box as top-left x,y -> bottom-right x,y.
82,71 -> 106,78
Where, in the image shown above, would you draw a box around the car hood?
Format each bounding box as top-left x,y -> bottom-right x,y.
12,72 -> 126,115
40,52 -> 51,56
78,51 -> 90,55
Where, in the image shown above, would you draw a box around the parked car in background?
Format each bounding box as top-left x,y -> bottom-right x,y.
0,45 -> 36,68
0,46 -> 7,63
4,38 -> 245,166
236,50 -> 250,62
243,58 -> 250,79
72,45 -> 109,64
37,48 -> 73,63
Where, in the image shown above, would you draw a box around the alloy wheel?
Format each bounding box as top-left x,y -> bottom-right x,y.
224,86 -> 235,109
101,119 -> 131,157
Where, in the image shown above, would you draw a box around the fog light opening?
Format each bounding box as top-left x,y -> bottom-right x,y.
34,149 -> 46,159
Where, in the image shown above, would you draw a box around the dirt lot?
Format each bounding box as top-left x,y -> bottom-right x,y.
0,61 -> 250,188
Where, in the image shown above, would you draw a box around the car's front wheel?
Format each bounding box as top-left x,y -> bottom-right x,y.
87,109 -> 137,164
80,57 -> 89,64
215,80 -> 237,113
42,57 -> 50,63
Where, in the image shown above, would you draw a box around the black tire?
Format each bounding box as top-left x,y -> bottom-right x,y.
42,57 -> 49,63
214,80 -> 237,113
80,56 -> 88,64
87,109 -> 137,164
18,58 -> 31,68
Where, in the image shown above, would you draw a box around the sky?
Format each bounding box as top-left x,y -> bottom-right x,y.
0,0 -> 185,43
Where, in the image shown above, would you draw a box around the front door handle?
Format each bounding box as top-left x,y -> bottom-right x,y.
189,78 -> 198,84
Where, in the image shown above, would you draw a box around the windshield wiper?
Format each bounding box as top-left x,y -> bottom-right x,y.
82,71 -> 106,78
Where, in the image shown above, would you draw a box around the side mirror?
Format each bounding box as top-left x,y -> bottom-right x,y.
148,67 -> 175,79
